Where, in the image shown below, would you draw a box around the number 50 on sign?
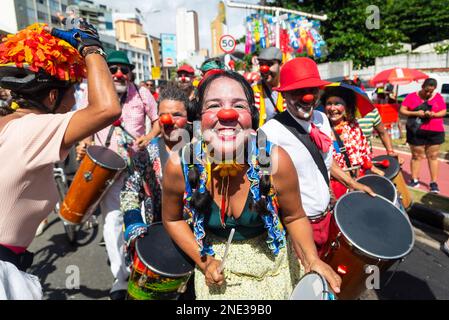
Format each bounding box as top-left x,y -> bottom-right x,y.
220,35 -> 236,54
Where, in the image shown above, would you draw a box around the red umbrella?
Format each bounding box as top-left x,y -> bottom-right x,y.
370,67 -> 428,86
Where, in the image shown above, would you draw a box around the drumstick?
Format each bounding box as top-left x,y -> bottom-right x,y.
373,159 -> 390,168
218,228 -> 235,274
113,119 -> 136,140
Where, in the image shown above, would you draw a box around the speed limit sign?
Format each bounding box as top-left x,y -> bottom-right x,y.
219,34 -> 237,54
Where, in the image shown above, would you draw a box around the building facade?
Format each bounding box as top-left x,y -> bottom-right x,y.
176,7 -> 199,63
0,0 -> 75,33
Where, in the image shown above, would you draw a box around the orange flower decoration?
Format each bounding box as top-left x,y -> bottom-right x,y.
0,23 -> 86,82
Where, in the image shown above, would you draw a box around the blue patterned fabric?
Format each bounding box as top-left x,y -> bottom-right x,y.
181,136 -> 286,257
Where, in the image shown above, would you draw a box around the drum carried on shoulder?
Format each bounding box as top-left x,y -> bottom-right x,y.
367,155 -> 412,210
127,222 -> 195,300
59,145 -> 126,225
322,192 -> 415,300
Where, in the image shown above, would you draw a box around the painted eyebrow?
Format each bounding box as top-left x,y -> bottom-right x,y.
204,98 -> 249,104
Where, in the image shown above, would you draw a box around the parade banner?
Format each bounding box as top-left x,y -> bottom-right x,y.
244,13 -> 326,59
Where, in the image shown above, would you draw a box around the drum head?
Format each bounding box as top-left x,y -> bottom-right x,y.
136,222 -> 194,278
367,155 -> 400,180
291,272 -> 328,300
334,192 -> 414,260
356,175 -> 397,203
86,145 -> 126,170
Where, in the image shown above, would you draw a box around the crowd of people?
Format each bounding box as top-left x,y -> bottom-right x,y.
0,20 -> 447,301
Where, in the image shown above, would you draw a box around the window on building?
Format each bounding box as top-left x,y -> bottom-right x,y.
37,0 -> 46,5
49,0 -> 60,13
37,11 -> 49,23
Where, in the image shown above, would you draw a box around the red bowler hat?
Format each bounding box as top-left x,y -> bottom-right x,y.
275,57 -> 330,92
177,64 -> 195,74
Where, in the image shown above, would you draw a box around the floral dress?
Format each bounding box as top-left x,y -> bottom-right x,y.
120,138 -> 164,251
330,121 -> 373,199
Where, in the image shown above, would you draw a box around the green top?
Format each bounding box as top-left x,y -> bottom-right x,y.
205,193 -> 266,240
357,107 -> 382,149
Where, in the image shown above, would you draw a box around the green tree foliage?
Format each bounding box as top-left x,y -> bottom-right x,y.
270,0 -> 449,67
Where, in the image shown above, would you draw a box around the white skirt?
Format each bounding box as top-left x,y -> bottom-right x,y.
0,261 -> 43,300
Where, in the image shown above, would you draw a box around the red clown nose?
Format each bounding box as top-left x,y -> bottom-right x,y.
160,114 -> 175,126
112,119 -> 122,127
115,69 -> 124,79
260,65 -> 270,74
302,94 -> 315,103
217,109 -> 239,122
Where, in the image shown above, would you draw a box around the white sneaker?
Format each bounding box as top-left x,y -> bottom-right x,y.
35,218 -> 49,236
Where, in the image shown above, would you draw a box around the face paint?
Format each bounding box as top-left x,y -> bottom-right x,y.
325,99 -> 347,125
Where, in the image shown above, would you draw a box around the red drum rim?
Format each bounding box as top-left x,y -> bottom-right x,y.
334,191 -> 415,261
290,272 -> 331,300
356,174 -> 398,205
86,145 -> 126,171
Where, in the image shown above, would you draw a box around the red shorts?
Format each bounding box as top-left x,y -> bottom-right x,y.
310,212 -> 332,258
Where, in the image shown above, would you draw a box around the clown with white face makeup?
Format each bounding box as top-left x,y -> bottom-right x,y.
162,70 -> 341,300
176,64 -> 196,101
260,58 -> 376,259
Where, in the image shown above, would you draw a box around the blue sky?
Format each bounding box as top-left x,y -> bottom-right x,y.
97,0 -> 268,52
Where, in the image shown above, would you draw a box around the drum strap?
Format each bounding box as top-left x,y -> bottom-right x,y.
331,127 -> 356,178
274,111 -> 329,186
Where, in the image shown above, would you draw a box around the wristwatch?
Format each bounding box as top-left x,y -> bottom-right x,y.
82,46 -> 107,60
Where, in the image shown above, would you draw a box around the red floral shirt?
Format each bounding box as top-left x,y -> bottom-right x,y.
332,121 -> 372,170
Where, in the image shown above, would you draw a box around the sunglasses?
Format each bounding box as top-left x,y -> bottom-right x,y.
109,66 -> 131,75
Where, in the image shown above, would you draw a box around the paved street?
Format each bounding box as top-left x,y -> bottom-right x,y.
28,210 -> 449,300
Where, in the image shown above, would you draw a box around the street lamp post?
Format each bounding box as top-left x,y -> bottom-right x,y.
135,8 -> 161,79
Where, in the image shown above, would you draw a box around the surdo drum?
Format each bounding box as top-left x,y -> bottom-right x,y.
367,155 -> 412,210
323,192 -> 415,300
127,222 -> 195,300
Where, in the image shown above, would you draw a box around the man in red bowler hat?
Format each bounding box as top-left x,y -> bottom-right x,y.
260,57 -> 375,258
177,64 -> 196,100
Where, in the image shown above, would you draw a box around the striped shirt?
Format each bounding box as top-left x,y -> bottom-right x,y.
357,108 -> 381,148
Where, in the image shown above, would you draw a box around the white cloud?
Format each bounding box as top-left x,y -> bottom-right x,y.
95,0 -> 262,53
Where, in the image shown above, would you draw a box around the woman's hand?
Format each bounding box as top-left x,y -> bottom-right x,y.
349,180 -> 376,197
76,142 -> 88,161
416,110 -> 426,118
204,257 -> 225,287
371,166 -> 385,177
307,258 -> 342,294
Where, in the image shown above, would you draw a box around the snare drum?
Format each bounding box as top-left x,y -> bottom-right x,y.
323,192 -> 415,300
59,145 -> 126,224
356,174 -> 399,208
290,272 -> 335,300
368,155 -> 412,210
127,222 -> 195,300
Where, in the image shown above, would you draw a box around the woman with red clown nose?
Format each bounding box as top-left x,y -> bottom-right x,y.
120,84 -> 195,298
162,70 -> 341,299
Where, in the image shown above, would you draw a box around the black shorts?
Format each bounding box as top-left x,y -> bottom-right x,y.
407,129 -> 445,146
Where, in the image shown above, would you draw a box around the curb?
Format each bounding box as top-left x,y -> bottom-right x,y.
371,140 -> 449,161
407,203 -> 449,233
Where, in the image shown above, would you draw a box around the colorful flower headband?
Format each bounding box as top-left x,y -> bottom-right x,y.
0,23 -> 86,82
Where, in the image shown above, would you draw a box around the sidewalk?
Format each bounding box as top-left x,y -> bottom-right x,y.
372,143 -> 449,197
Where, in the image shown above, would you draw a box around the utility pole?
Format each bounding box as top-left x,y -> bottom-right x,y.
226,0 -> 327,49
